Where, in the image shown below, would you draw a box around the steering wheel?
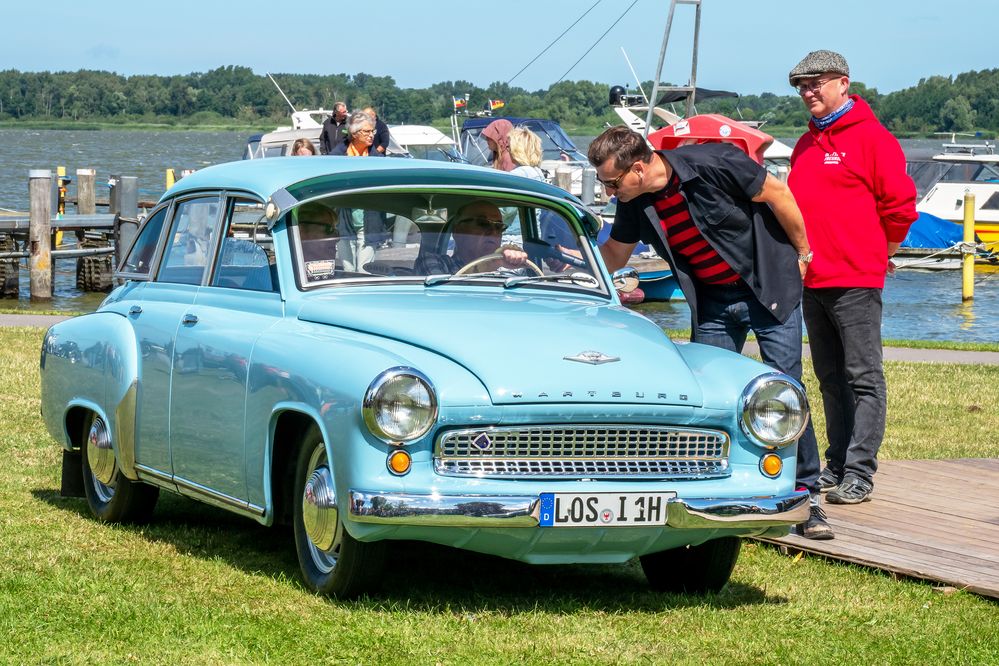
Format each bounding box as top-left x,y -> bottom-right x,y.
455,252 -> 544,276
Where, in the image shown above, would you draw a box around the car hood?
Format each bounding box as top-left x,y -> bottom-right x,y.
297,289 -> 702,407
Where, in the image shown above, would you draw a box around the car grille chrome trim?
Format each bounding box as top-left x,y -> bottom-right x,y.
435,425 -> 730,479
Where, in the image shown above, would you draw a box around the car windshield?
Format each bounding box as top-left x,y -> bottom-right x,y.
290,191 -> 604,294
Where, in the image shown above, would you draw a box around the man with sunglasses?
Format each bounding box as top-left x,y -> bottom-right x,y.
416,200 -> 528,274
787,50 -> 917,506
588,125 -> 833,540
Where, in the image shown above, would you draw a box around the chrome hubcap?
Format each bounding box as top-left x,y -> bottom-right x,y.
302,456 -> 338,554
86,417 -> 116,487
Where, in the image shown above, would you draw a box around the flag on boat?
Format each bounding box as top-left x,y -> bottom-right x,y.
453,97 -> 467,110
489,99 -> 505,110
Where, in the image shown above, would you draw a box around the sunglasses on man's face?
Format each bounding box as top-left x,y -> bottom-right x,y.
455,216 -> 506,233
596,163 -> 635,189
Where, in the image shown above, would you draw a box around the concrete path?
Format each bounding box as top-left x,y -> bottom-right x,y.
3,313 -> 998,365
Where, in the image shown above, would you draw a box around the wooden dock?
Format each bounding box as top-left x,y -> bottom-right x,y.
763,458 -> 999,599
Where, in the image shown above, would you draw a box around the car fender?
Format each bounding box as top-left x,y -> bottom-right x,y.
40,312 -> 141,479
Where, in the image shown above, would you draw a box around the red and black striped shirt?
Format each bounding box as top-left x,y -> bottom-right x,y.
653,174 -> 740,285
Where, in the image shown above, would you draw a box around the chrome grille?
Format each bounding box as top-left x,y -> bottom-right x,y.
435,425 -> 729,479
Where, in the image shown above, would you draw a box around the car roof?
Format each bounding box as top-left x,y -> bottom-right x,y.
162,156 -> 573,205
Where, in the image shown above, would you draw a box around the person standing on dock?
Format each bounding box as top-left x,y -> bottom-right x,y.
319,102 -> 350,155
588,126 -> 833,540
787,50 -> 917,505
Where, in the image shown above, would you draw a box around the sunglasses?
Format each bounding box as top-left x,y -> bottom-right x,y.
596,163 -> 634,189
455,216 -> 506,232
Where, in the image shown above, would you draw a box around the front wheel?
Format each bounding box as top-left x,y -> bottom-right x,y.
292,425 -> 385,598
639,536 -> 741,594
80,412 -> 159,523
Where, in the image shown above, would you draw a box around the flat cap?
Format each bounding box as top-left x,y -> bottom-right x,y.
788,50 -> 850,86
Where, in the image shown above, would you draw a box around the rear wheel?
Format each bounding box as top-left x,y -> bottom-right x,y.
640,536 -> 741,594
292,424 -> 385,598
80,412 -> 159,523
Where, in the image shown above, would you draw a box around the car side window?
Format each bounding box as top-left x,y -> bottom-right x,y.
213,199 -> 278,292
158,197 -> 220,285
119,206 -> 168,277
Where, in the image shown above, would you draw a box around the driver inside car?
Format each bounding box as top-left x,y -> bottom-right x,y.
416,200 -> 529,274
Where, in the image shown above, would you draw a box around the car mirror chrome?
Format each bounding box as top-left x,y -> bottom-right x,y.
611,267 -> 640,293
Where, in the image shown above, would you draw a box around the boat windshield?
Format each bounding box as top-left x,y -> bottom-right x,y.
907,160 -> 999,198
289,190 -> 604,295
460,119 -> 587,167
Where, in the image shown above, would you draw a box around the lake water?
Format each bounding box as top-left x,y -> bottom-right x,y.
1,129 -> 995,343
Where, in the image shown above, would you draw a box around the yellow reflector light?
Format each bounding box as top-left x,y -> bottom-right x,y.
761,453 -> 782,478
387,450 -> 412,475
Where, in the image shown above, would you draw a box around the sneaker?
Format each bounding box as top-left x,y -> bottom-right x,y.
826,474 -> 873,504
817,467 -> 842,493
796,502 -> 835,540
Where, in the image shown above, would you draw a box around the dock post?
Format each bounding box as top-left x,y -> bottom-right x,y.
962,192 -> 975,302
581,167 -> 596,205
76,169 -> 96,215
116,176 -> 140,262
555,166 -> 573,192
29,169 -> 53,301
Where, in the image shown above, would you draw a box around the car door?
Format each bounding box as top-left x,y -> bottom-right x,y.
169,197 -> 281,507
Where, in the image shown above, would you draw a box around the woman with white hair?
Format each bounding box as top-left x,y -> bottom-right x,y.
330,111 -> 383,157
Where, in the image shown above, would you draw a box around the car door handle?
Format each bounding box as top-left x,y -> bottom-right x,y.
128,305 -> 142,316
181,313 -> 199,325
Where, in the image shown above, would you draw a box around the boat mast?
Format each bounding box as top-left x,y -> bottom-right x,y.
267,73 -> 298,113
643,0 -> 702,138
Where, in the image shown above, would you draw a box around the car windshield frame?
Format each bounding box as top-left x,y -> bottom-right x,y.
286,185 -> 609,298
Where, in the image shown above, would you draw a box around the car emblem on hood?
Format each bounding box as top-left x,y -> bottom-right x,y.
563,350 -> 621,365
472,433 -> 492,450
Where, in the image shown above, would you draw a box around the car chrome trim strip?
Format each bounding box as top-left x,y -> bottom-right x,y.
347,489 -> 810,529
135,464 -> 266,519
435,424 -> 730,479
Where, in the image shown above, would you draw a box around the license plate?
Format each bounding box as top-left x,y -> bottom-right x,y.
538,492 -> 675,527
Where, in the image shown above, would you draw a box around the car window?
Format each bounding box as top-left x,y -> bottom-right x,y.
212,199 -> 277,292
157,197 -> 220,285
119,206 -> 168,276
292,192 -> 601,294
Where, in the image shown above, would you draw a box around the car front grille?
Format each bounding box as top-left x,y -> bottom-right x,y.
434,425 -> 729,479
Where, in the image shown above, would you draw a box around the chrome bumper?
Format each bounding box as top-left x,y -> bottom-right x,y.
348,489 -> 810,529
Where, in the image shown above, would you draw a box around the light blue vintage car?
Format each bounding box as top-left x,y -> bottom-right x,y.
40,157 -> 810,598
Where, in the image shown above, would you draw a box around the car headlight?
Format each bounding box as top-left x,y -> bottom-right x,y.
739,373 -> 809,448
362,367 -> 438,444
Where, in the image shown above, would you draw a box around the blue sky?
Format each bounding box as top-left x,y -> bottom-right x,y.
5,0 -> 996,95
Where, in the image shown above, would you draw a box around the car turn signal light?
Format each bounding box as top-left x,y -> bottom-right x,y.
760,453 -> 782,478
387,450 -> 412,475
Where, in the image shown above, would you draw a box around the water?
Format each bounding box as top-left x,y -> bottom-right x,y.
1,129 -> 996,342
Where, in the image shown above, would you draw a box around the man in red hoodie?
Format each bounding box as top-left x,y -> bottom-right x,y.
787,50 -> 917,505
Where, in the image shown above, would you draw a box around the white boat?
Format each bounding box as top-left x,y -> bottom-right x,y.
908,138 -> 999,251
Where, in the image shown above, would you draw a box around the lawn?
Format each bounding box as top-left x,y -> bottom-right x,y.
1,326 -> 997,664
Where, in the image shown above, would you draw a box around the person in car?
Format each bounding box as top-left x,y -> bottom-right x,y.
416,200 -> 527,274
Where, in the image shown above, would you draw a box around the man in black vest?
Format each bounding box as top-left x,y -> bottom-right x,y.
319,102 -> 349,155
589,126 -> 832,540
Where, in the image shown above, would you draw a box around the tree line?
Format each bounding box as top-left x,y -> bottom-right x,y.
0,65 -> 996,135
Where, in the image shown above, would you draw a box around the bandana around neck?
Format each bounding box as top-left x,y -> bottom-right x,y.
812,98 -> 855,131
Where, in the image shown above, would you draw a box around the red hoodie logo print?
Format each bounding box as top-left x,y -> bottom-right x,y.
823,151 -> 846,165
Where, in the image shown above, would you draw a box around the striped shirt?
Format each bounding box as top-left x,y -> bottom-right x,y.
654,174 -> 740,285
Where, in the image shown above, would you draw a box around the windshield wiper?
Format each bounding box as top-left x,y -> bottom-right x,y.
503,272 -> 600,289
424,271 -> 510,287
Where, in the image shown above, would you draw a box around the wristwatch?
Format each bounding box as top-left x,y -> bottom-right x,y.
797,251 -> 814,264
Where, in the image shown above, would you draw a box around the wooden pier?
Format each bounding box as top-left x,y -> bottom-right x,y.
762,458 -> 999,600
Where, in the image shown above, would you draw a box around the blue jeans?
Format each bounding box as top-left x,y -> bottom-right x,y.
802,287 -> 886,485
693,282 -> 821,493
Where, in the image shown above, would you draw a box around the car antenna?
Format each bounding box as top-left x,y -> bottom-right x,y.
267,72 -> 298,113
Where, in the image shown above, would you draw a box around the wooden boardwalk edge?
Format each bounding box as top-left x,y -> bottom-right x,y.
756,458 -> 999,601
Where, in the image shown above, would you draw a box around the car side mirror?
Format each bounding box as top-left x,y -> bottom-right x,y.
610,267 -> 640,293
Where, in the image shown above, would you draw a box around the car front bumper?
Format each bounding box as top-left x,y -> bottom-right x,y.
348,488 -> 810,529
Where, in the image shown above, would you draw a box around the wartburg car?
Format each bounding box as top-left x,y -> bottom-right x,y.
41,157 -> 810,598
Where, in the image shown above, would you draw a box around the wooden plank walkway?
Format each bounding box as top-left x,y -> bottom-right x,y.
762,459 -> 999,599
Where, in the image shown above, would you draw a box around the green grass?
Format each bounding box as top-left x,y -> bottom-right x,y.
1,326 -> 997,664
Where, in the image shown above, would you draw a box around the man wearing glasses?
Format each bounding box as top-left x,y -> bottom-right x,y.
416,200 -> 528,274
588,125 -> 833,540
787,50 -> 916,506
